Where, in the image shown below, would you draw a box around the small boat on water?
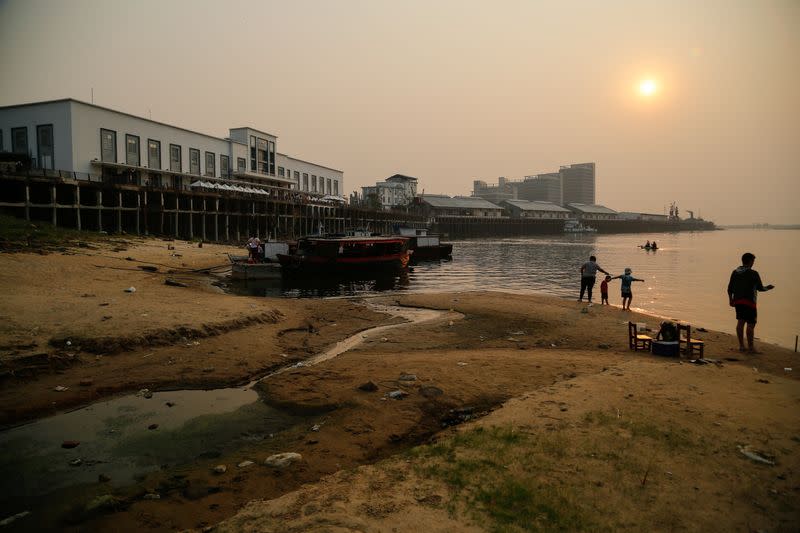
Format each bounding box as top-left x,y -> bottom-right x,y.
564,220 -> 597,233
229,241 -> 290,280
395,227 -> 453,261
277,234 -> 412,274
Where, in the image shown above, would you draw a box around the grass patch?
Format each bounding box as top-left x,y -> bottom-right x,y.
0,213 -> 107,250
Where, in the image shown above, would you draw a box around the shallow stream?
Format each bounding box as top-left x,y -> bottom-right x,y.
0,301 -> 447,525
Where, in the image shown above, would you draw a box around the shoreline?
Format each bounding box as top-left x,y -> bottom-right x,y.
0,236 -> 797,531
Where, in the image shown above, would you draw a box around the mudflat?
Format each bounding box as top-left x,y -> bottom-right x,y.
0,236 -> 797,532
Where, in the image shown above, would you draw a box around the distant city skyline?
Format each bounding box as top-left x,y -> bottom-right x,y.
1,0 -> 797,224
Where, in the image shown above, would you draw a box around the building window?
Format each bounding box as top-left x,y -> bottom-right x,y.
311,175 -> 317,192
0,129 -> 3,151
12,127 -> 29,155
294,170 -> 300,185
189,148 -> 200,175
125,134 -> 140,166
327,178 -> 332,194
220,155 -> 229,177
250,136 -> 257,172
278,166 -> 284,177
205,152 -> 215,177
169,144 -> 182,172
36,124 -> 54,170
237,157 -> 246,172
268,141 -> 275,175
147,139 -> 161,169
333,180 -> 339,196
302,173 -> 309,191
100,128 -> 116,163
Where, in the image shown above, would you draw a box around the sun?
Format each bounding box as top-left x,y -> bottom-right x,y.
639,79 -> 657,96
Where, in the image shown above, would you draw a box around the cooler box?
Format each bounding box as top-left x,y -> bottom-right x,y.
651,341 -> 680,357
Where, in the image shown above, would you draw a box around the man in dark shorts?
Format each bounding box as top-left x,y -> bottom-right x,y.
579,255 -> 610,306
727,252 -> 774,353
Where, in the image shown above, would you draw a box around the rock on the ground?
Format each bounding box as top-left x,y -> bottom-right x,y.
85,494 -> 119,513
264,452 -> 302,468
387,390 -> 408,399
61,440 -> 80,449
148,423 -> 158,430
143,492 -> 161,500
237,460 -> 254,468
357,381 -> 379,392
398,373 -> 417,382
164,278 -> 188,288
213,465 -> 227,474
420,386 -> 444,398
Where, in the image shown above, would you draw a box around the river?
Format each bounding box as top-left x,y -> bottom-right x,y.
236,228 -> 799,349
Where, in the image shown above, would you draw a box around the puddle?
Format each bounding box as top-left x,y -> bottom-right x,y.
0,301 -> 451,521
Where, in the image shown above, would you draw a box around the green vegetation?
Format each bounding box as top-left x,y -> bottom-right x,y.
408,411 -> 701,532
0,213 -> 105,250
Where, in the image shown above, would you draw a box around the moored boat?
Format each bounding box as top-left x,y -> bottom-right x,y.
395,227 -> 453,261
564,219 -> 597,233
229,241 -> 290,280
277,235 -> 411,274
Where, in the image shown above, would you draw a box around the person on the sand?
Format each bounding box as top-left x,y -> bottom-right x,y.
728,252 -> 774,354
579,256 -> 610,306
600,275 -> 612,305
613,268 -> 644,310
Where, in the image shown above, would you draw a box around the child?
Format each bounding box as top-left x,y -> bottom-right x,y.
612,268 -> 644,310
600,275 -> 612,305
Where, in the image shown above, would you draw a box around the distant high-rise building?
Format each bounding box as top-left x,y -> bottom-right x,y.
472,177 -> 514,204
517,172 -> 561,204
559,162 -> 595,205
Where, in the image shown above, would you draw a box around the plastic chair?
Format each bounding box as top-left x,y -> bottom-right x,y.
677,324 -> 704,357
628,322 -> 652,352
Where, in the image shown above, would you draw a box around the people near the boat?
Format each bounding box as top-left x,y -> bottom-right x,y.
246,236 -> 261,262
645,240 -> 651,248
727,252 -> 774,354
579,255 -> 610,306
651,241 -> 657,250
612,267 -> 645,310
600,275 -> 612,305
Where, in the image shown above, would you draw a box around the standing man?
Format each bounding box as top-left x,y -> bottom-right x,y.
579,255 -> 610,306
728,252 -> 774,353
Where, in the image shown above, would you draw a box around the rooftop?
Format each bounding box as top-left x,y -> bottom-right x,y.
501,200 -> 571,212
420,195 -> 502,210
566,203 -> 617,214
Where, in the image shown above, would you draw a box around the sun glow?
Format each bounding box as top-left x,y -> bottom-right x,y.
639,79 -> 657,96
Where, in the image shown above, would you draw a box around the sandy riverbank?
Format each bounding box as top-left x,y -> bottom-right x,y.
0,236 -> 797,532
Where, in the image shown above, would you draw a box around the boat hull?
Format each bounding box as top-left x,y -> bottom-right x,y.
410,243 -> 453,261
231,261 -> 282,280
277,252 -> 411,274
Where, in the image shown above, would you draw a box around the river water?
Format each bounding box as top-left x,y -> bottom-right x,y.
236,228 -> 799,349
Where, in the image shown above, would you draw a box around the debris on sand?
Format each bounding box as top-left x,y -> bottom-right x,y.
237,460 -> 254,468
124,287 -> 136,293
213,465 -> 227,474
738,445 -> 775,466
137,389 -> 153,399
61,440 -> 80,449
54,385 -> 68,392
387,390 -> 408,400
164,278 -> 188,288
264,452 -> 302,468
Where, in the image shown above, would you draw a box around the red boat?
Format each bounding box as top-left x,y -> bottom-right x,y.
277,235 -> 412,274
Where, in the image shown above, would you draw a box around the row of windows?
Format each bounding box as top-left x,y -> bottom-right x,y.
277,165 -> 339,195
2,125 -> 55,169
101,128 -> 233,178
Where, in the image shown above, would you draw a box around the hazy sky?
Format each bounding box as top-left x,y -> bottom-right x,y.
1,0 -> 798,224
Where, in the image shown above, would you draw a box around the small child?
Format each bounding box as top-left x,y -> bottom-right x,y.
600,275 -> 612,305
612,267 -> 645,310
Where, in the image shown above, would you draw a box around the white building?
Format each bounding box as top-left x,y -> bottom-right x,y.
361,174 -> 417,210
417,195 -> 503,217
0,98 -> 343,195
